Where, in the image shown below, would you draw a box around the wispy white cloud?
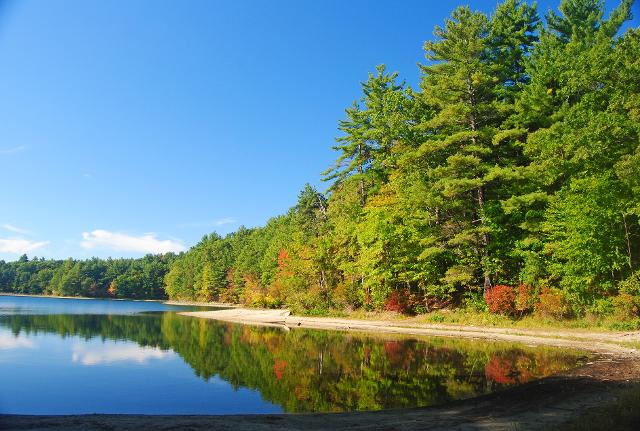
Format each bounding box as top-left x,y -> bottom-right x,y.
2,223 -> 31,235
0,145 -> 28,155
0,238 -> 48,254
0,333 -> 35,350
178,217 -> 237,229
213,217 -> 236,226
80,230 -> 186,254
72,343 -> 173,366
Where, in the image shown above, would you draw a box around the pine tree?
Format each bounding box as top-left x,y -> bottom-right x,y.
416,7 -> 500,290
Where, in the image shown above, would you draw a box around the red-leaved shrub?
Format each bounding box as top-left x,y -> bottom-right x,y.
484,285 -> 517,315
384,289 -> 412,314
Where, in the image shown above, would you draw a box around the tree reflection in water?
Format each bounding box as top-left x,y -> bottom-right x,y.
0,312 -> 583,412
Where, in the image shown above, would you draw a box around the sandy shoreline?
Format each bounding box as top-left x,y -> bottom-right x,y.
180,308 -> 640,354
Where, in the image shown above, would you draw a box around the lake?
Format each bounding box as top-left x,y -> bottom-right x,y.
0,295 -> 584,415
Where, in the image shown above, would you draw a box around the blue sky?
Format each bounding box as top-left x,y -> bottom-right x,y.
0,0 -> 638,261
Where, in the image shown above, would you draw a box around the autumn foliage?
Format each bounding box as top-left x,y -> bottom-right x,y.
484,285 -> 517,315
534,288 -> 572,319
384,289 -> 412,314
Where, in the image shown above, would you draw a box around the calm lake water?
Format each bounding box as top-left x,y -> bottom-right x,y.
0,295 -> 584,415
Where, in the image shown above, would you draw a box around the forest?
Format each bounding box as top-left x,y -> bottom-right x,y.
0,254 -> 173,299
2,0 -> 639,321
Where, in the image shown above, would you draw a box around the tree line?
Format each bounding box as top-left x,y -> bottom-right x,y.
0,254 -> 174,299
2,0 -> 639,319
164,0 -> 640,318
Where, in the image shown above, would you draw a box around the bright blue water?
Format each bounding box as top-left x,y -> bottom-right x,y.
0,296 -> 280,415
0,295 -> 192,315
0,295 -> 582,415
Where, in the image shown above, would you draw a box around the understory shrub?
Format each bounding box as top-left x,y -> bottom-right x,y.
620,271 -> 640,296
384,288 -> 413,314
464,290 -> 488,312
484,285 -> 517,315
586,297 -> 614,317
609,319 -> 640,331
612,271 -> 640,319
427,312 -> 445,323
515,284 -> 536,315
613,294 -> 640,319
534,287 -> 572,319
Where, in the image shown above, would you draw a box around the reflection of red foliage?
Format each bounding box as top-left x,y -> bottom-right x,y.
363,346 -> 371,364
485,355 -> 517,384
384,341 -> 415,368
273,359 -> 288,380
485,353 -> 538,385
384,341 -> 403,364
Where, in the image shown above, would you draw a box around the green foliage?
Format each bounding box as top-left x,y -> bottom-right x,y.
157,0 -> 639,320
463,290 -> 489,313
586,297 -> 614,317
8,0 -> 638,319
0,254 -> 174,299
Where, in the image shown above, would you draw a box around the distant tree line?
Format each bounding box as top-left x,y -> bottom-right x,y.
0,254 -> 174,299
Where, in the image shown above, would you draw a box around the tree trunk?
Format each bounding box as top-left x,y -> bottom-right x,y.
622,212 -> 633,270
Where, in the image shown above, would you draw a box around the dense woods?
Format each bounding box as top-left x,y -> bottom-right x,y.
0,254 -> 173,299
2,0 -> 639,320
163,0 -> 640,318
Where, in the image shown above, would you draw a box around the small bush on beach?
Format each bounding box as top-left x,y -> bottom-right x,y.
463,290 -> 488,312
586,297 -> 614,317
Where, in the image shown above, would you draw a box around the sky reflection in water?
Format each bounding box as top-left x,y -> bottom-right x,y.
0,295 -> 585,415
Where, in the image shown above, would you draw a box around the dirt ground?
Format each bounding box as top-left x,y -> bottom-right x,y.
2,309 -> 639,431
